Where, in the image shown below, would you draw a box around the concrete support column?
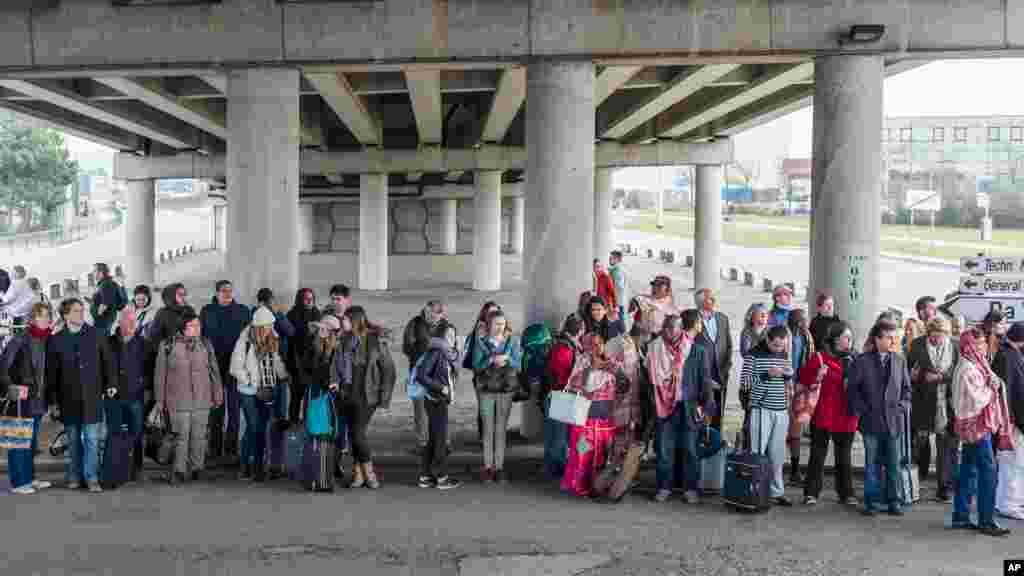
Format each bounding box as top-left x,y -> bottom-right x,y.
810,55 -> 883,345
227,68 -> 300,303
124,179 -> 155,287
510,196 -> 525,256
473,171 -> 502,291
439,198 -> 458,255
694,164 -> 723,293
298,203 -> 314,253
594,167 -> 615,262
359,173 -> 389,291
214,203 -> 227,254
524,61 -> 595,439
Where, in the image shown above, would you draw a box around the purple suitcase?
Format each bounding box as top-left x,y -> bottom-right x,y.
302,436 -> 335,492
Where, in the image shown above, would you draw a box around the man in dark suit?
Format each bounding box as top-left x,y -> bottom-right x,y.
906,316 -> 959,502
847,319 -> 912,516
695,288 -> 733,429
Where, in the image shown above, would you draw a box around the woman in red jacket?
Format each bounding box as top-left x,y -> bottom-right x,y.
544,314 -> 584,479
801,321 -> 860,506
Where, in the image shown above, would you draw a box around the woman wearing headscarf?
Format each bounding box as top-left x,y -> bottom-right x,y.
948,327 -> 1013,537
907,316 -> 959,503
739,303 -> 769,359
286,287 -> 321,423
801,321 -> 858,506
336,306 -> 397,489
560,332 -> 625,497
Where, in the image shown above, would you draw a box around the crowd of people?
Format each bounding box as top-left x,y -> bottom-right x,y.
1,255 -> 1022,539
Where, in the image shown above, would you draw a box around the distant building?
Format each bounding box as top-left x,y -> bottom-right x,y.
779,158 -> 811,214
883,115 -> 1024,226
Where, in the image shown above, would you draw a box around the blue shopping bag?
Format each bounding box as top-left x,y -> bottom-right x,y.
304,387 -> 335,439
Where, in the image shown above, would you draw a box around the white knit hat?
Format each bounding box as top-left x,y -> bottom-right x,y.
252,306 -> 275,328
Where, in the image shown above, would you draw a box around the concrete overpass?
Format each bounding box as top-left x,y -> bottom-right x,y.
1,2 -> 1016,437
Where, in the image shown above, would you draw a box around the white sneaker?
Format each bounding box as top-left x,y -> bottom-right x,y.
11,485 -> 37,495
31,480 -> 52,490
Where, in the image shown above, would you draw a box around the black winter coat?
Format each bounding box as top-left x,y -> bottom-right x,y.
0,331 -> 49,416
108,330 -> 149,404
416,345 -> 457,403
46,324 -> 112,425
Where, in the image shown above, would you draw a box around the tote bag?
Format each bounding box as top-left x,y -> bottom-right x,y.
305,388 -> 335,439
0,399 -> 33,450
793,353 -> 823,424
547,390 -> 591,427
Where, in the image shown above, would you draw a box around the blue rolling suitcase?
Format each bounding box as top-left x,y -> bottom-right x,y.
283,429 -> 305,481
722,413 -> 771,512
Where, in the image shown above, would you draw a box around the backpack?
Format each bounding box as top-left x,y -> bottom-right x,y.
517,323 -> 552,403
114,283 -> 129,311
407,353 -> 429,400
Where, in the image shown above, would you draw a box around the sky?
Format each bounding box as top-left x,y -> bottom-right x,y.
53,59 -> 1024,189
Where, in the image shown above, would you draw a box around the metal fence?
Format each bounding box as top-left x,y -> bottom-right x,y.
0,219 -> 122,254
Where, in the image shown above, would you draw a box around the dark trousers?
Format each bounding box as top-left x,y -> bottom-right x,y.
104,398 -> 145,472
343,402 -> 376,464
288,370 -> 305,423
220,361 -> 240,455
420,399 -> 449,478
803,425 -> 854,500
711,385 -> 726,430
239,395 -> 271,470
914,431 -> 959,495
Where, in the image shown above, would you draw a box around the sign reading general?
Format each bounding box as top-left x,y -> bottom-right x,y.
959,276 -> 1024,296
960,256 -> 1024,275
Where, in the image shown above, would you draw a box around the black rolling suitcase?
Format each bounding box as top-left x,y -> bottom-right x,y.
302,436 -> 335,492
101,428 -> 135,489
722,410 -> 772,512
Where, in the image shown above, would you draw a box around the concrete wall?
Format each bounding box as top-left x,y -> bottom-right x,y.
300,253 -> 520,290
1,0 -> 1020,70
311,198 -> 513,255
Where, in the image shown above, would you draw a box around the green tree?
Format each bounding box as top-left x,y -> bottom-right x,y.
0,115 -> 78,233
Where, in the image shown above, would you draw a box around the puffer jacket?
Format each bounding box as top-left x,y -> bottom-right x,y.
154,336 -> 224,412
230,327 -> 289,397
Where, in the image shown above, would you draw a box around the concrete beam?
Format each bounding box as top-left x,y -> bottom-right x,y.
0,100 -> 139,151
298,182 -> 524,203
602,64 -> 741,140
444,170 -> 466,182
199,74 -> 226,94
595,139 -> 733,168
92,77 -> 226,140
303,72 -> 381,146
115,139 -> 733,180
404,69 -> 442,145
0,79 -> 194,149
658,62 -> 815,138
480,67 -> 526,144
594,66 -> 644,106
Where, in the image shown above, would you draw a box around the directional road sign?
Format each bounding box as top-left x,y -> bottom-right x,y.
959,275 -> 1024,295
960,256 -> 1024,275
942,294 -> 1023,324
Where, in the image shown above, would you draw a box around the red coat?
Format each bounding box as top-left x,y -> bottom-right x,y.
547,341 -> 578,393
800,351 -> 858,433
593,272 -> 617,310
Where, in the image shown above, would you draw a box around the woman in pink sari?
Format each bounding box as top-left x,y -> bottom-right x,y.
561,333 -> 625,497
949,328 -> 1014,537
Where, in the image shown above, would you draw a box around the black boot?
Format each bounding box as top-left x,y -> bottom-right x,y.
790,458 -> 804,485
239,464 -> 253,481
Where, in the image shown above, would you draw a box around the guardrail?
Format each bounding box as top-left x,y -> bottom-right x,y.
1,220 -> 122,254
617,241 -> 805,299
41,243 -> 200,301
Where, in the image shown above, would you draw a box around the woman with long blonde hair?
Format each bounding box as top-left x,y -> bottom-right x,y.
230,307 -> 289,482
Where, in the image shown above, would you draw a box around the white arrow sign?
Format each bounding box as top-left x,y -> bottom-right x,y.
960,256 -> 1024,275
943,294 -> 1023,324
959,276 -> 1024,295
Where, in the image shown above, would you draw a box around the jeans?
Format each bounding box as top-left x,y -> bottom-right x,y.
954,433 -> 998,527
7,415 -> 41,489
64,418 -> 104,484
544,395 -> 570,479
414,396 -> 452,449
915,431 -> 960,495
104,399 -> 145,471
862,432 -> 903,512
239,394 -> 271,470
479,392 -> 514,470
750,407 -> 789,498
803,425 -> 854,500
655,404 -> 699,493
343,402 -> 377,464
420,400 -> 449,478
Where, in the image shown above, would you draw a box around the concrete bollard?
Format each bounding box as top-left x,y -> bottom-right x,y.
167,250 -> 174,261
763,278 -> 774,293
49,283 -> 61,300
685,255 -> 694,267
87,272 -> 96,288
666,251 -> 675,264
63,278 -> 79,296
720,267 -> 729,280
646,249 -> 654,259
744,271 -> 758,287
159,253 -> 166,264
115,264 -> 125,279
729,267 -> 741,282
